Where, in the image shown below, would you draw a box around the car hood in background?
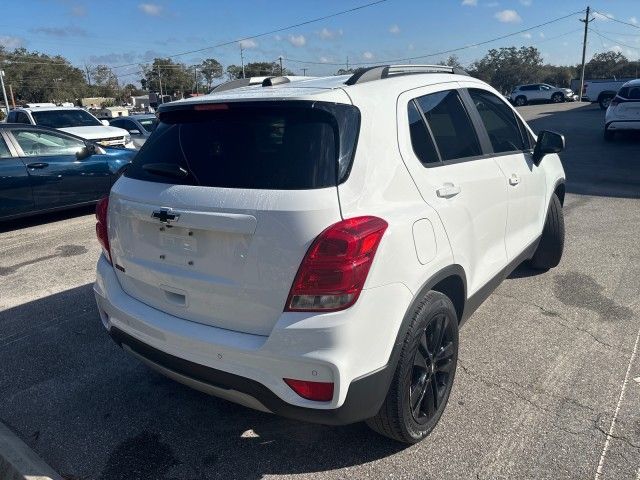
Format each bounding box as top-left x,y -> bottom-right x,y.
58,125 -> 128,140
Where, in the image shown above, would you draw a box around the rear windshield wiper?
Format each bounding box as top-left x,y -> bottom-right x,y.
142,163 -> 189,179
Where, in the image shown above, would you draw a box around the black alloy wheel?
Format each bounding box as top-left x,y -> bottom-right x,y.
409,313 -> 456,424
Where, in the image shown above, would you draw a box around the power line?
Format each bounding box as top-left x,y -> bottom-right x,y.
593,11 -> 640,30
285,8 -> 586,66
109,0 -> 389,70
590,28 -> 640,52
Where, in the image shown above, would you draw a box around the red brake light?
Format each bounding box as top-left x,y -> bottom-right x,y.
193,103 -> 229,111
96,196 -> 111,263
285,216 -> 388,312
284,378 -> 334,401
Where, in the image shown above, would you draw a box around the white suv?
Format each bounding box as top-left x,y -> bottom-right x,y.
7,106 -> 134,148
94,66 -> 566,443
510,83 -> 576,106
604,79 -> 640,141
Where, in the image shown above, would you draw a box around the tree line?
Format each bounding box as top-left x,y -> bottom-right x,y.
1,44 -> 638,105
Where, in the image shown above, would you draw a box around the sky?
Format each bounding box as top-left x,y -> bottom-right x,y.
1,0 -> 639,84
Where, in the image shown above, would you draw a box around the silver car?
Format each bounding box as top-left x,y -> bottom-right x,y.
510,84 -> 577,107
109,114 -> 158,149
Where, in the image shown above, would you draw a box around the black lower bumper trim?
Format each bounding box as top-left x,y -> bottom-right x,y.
108,327 -> 393,426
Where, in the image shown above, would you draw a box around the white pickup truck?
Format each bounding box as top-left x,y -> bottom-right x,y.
575,78 -> 636,109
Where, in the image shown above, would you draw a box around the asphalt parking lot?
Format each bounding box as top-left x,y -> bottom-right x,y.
0,101 -> 638,480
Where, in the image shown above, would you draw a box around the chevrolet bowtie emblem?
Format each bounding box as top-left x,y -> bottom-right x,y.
152,209 -> 180,224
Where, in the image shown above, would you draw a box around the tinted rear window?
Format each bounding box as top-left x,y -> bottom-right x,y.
125,102 -> 360,190
619,86 -> 640,100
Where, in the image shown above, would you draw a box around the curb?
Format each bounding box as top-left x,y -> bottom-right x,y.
0,421 -> 62,480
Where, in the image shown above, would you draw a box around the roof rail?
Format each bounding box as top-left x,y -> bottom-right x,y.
345,64 -> 469,86
210,78 -> 253,93
262,76 -> 290,87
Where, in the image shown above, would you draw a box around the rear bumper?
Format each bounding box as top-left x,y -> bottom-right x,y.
606,120 -> 640,131
94,255 -> 412,425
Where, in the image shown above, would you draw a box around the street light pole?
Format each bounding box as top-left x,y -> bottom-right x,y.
240,46 -> 245,79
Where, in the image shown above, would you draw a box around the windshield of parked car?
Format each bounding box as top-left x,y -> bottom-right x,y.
138,117 -> 158,132
31,109 -> 102,128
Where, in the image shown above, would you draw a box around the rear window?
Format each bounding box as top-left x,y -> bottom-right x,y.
125,102 -> 360,190
618,86 -> 640,100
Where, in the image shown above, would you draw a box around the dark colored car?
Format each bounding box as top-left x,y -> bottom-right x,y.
110,114 -> 158,149
0,123 -> 136,220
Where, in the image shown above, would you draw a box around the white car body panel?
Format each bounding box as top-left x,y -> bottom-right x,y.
58,125 -> 129,141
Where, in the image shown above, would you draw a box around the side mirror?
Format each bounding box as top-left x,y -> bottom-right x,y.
533,130 -> 565,165
76,142 -> 97,160
101,120 -> 110,126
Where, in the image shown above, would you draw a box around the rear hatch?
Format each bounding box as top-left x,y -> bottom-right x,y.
108,100 -> 359,336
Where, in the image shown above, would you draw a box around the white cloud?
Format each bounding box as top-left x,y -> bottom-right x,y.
522,32 -> 532,39
539,32 -> 545,38
593,12 -> 614,21
389,24 -> 400,34
288,34 -> 306,47
0,35 -> 24,49
630,17 -> 638,25
485,1 -> 499,6
408,43 -> 414,50
495,9 -> 521,23
138,3 -> 162,16
462,0 -> 477,5
319,56 -> 331,63
318,28 -> 342,40
239,39 -> 257,49
363,51 -> 374,60
519,0 -> 532,5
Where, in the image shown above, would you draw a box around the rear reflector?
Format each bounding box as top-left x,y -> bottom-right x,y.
284,378 -> 334,401
95,196 -> 111,264
285,216 -> 388,312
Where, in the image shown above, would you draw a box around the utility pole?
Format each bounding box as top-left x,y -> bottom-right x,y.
194,65 -> 198,94
579,6 -> 593,103
346,56 -> 349,71
0,70 -> 9,117
301,68 -> 308,76
240,46 -> 245,78
279,56 -> 283,75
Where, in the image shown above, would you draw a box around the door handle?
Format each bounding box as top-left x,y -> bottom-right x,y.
509,174 -> 520,186
26,162 -> 49,169
436,183 -> 461,198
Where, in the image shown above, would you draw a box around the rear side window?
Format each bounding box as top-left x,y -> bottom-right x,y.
415,90 -> 481,161
468,89 -> 527,153
126,102 -> 360,190
0,137 -> 12,158
618,86 -> 640,100
407,100 -> 439,165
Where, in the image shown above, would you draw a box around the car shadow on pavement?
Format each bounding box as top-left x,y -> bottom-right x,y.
0,205 -> 96,233
0,284 -> 406,480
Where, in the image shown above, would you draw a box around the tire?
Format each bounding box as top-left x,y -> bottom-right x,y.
515,96 -> 527,107
604,128 -> 615,142
529,193 -> 564,271
552,93 -> 564,103
366,291 -> 459,444
599,95 -> 613,110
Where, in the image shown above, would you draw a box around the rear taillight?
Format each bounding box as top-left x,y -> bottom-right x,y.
285,216 -> 388,312
284,378 -> 334,401
95,196 -> 111,263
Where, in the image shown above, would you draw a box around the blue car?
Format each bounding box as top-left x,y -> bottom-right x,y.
0,123 -> 136,220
